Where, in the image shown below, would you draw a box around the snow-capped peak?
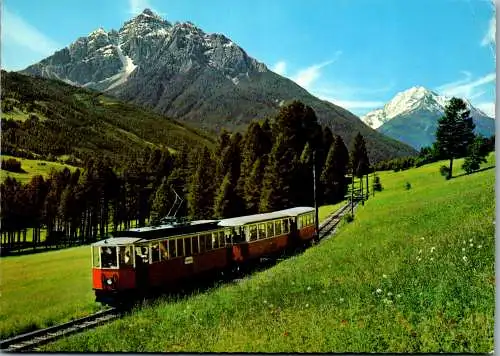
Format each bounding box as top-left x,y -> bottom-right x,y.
361,86 -> 489,129
89,27 -> 108,37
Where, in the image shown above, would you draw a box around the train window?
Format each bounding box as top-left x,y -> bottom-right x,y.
221,230 -> 229,244
266,222 -> 274,237
212,233 -> 219,249
283,219 -> 289,233
220,231 -> 226,247
119,246 -> 133,266
92,247 -> 101,268
199,235 -> 206,252
176,239 -> 184,257
169,239 -> 176,258
101,246 -> 118,268
248,225 -> 257,241
274,221 -> 282,235
258,224 -> 266,239
160,241 -> 169,260
184,237 -> 192,257
151,243 -> 160,263
191,236 -> 199,254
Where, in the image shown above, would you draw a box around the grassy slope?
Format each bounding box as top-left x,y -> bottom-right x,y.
0,246 -> 103,339
0,204 -> 342,339
0,155 -> 78,184
1,71 -> 214,164
42,154 -> 495,352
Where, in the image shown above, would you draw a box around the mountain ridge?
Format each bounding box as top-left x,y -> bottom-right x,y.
21,8 -> 417,162
361,86 -> 495,149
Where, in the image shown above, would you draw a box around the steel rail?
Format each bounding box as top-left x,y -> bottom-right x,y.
0,308 -> 121,352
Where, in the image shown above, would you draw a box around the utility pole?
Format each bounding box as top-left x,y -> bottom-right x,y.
366,170 -> 369,200
350,171 -> 354,215
313,151 -> 319,242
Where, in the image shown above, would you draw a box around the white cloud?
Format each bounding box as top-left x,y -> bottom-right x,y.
475,102 -> 496,117
481,16 -> 496,46
272,61 -> 287,76
291,51 -> 342,89
2,7 -> 61,56
436,72 -> 496,99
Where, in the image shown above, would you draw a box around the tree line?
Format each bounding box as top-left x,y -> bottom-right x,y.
1,101 -> 371,253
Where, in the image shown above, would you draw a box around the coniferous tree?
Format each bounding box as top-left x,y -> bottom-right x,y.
350,132 -> 370,178
435,97 -> 476,179
297,142 -> 314,206
321,135 -> 350,203
462,135 -> 489,174
243,156 -> 267,214
260,134 -> 299,212
187,146 -> 216,219
150,177 -> 172,224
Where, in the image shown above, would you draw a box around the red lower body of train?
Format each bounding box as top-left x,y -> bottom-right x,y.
93,224 -> 316,305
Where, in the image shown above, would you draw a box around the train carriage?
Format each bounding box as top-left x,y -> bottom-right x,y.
91,207 -> 317,305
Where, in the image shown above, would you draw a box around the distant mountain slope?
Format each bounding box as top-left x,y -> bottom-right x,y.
21,9 -> 416,162
1,71 -> 214,166
362,86 -> 495,150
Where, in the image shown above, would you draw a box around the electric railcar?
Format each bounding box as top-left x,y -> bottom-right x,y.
91,207 -> 316,305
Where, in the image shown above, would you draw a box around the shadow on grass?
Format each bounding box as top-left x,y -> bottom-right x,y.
125,243 -> 313,310
451,165 -> 495,179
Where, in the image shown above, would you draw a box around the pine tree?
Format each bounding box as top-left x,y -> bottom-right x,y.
321,135 -> 350,203
462,135 -> 489,174
260,135 -> 299,212
187,146 -> 216,219
150,177 -> 172,224
350,132 -> 370,178
243,156 -> 267,214
435,97 -> 476,179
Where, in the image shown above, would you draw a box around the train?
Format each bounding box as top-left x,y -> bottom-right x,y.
91,207 -> 317,305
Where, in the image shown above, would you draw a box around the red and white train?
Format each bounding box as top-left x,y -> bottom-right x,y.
91,207 -> 317,305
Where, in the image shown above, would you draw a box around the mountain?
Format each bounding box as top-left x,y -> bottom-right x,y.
362,86 -> 495,150
1,70 -> 214,167
21,8 -> 416,162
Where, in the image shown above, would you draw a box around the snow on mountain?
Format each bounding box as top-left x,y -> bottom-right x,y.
362,86 -> 492,129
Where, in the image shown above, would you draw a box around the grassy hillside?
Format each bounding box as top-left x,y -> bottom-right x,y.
1,71 -> 215,166
1,155 -> 78,184
41,154 -> 494,352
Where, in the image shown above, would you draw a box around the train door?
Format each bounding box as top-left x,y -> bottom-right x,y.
134,244 -> 149,292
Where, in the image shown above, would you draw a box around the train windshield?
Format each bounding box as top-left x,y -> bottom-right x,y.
101,246 -> 118,268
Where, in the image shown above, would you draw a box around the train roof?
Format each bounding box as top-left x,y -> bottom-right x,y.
92,237 -> 143,246
218,207 -> 314,227
111,219 -> 220,239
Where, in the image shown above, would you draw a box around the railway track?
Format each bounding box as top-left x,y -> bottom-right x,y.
318,201 -> 358,240
0,308 -> 121,352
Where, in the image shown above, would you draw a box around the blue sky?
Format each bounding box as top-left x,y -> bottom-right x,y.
2,0 -> 496,117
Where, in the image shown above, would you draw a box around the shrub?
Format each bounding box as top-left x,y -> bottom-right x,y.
373,176 -> 383,191
439,165 -> 450,180
1,158 -> 24,173
343,213 -> 354,223
405,182 -> 412,190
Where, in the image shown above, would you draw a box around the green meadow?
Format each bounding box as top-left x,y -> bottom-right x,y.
40,153 -> 494,352
0,155 -> 78,184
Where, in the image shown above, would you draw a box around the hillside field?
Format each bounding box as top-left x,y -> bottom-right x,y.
40,153 -> 495,352
1,155 -> 78,184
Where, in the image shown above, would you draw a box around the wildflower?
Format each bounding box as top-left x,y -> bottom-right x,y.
418,249 -> 422,254
307,286 -> 311,291
469,243 -> 473,247
376,288 -> 382,294
462,256 -> 467,262
430,246 -> 436,253
462,247 -> 466,252
339,298 -> 344,303
264,300 -> 267,304
387,292 -> 393,297
283,331 -> 289,337
382,274 -> 388,278
305,303 -> 309,308
469,239 -> 473,243
430,257 -> 434,261
396,294 -> 402,298
420,237 -> 425,240
478,245 -> 483,249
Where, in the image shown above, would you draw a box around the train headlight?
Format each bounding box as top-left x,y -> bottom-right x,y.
106,278 -> 113,285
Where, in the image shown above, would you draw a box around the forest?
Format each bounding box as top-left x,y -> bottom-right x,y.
1,100 -> 370,254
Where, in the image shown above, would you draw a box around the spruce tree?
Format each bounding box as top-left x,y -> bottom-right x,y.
350,132 -> 370,178
243,156 -> 267,214
150,177 -> 172,224
321,135 -> 349,203
462,135 -> 489,174
435,97 -> 476,179
187,146 -> 216,219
